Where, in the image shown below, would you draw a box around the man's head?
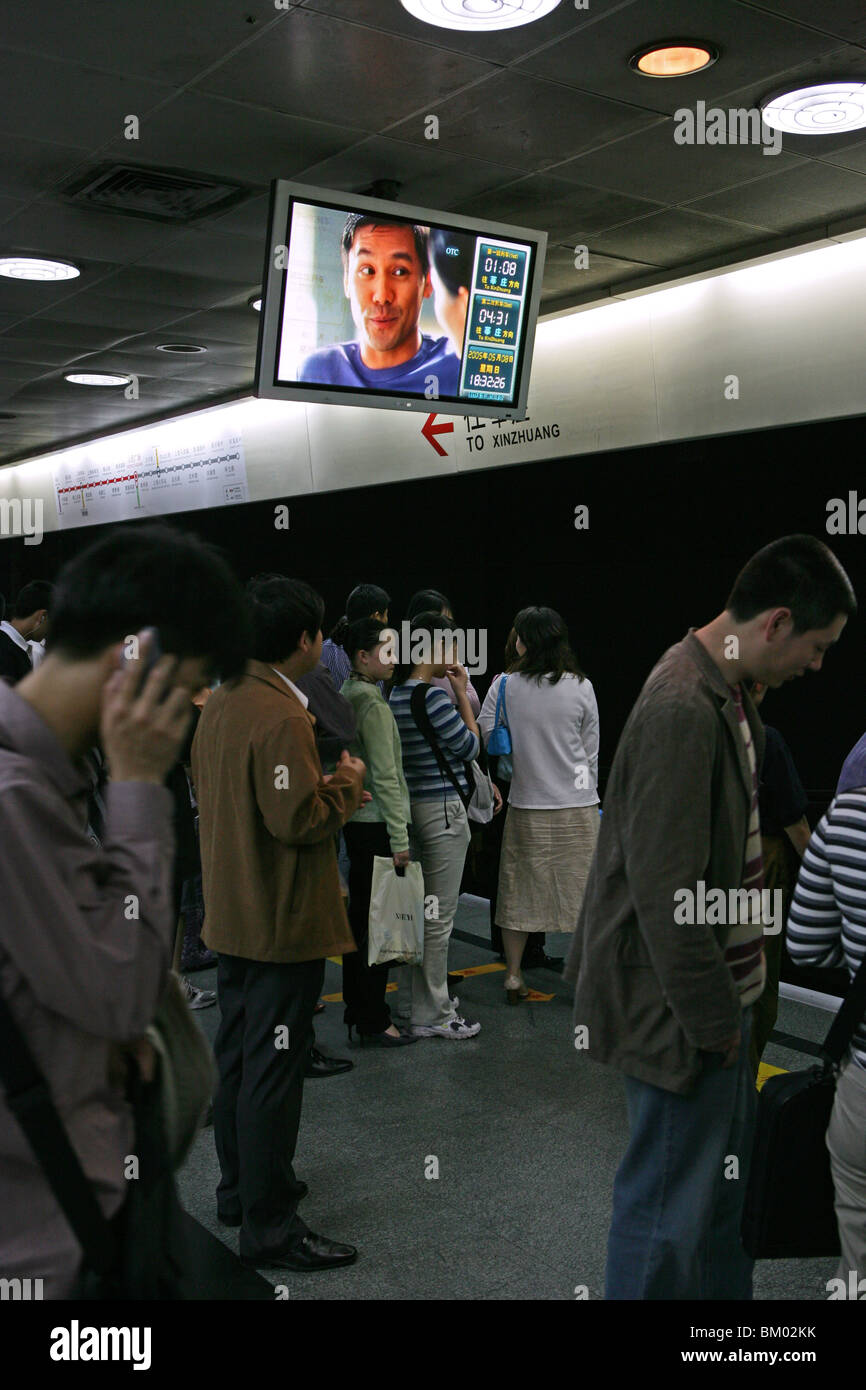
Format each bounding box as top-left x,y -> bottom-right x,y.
341,214 -> 431,366
13,580 -> 53,641
247,575 -> 324,677
725,535 -> 856,686
46,525 -> 249,730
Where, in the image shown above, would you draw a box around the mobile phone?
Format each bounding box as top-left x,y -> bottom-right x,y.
118,626 -> 162,682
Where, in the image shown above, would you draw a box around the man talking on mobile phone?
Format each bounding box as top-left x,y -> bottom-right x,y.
0,524 -> 249,1297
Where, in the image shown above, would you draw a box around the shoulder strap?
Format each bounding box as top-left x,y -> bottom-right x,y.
409,683 -> 472,811
822,952 -> 866,1065
0,986 -> 116,1273
494,674 -> 508,728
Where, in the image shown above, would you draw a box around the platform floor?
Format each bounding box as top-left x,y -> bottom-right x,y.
176,895 -> 839,1300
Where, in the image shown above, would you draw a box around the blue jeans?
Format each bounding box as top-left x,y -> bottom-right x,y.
606,1007 -> 756,1300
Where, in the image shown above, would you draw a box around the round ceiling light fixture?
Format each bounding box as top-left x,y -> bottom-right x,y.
629,41 -> 718,78
0,256 -> 80,281
400,0 -> 562,32
64,372 -> 132,387
249,294 -> 262,312
156,342 -> 208,353
761,82 -> 866,135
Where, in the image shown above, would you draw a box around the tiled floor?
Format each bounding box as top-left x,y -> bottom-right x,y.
177,896 -> 839,1300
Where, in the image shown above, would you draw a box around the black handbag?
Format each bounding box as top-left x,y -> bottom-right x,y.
0,984 -> 191,1298
741,953 -> 866,1259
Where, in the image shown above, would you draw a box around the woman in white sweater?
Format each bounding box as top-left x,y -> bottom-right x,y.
479,607 -> 600,1002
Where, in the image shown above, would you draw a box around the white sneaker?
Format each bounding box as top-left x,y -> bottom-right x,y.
411,1014 -> 481,1040
181,976 -> 217,1010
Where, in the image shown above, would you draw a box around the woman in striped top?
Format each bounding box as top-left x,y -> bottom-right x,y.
788,788 -> 866,1285
389,612 -> 483,1040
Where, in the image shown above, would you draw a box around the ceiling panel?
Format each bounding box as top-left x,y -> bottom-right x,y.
0,51 -> 172,147
685,160 -> 866,230
1,0 -> 866,464
740,0 -> 866,45
198,7 -> 499,128
96,92 -> 369,187
297,0 -> 637,63
517,0 -> 846,114
0,0 -> 284,85
452,172 -> 664,240
591,206 -> 771,264
289,135 -> 522,211
387,70 -> 663,171
553,120 -> 803,199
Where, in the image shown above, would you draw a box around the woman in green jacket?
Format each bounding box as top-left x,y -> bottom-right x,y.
340,617 -> 418,1048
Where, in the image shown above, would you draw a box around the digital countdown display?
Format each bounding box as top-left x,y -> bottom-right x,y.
459,241 -> 532,404
255,180 -> 547,420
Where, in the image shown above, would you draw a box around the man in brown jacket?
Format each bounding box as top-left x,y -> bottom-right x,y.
565,536 -> 856,1300
192,575 -> 367,1272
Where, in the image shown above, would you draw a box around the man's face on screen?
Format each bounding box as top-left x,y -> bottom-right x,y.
343,224 -> 432,368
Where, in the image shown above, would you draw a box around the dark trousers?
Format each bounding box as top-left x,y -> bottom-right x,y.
342,821 -> 393,1035
213,952 -> 324,1259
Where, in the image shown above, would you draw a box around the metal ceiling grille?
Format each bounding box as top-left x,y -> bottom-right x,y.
64,165 -> 248,221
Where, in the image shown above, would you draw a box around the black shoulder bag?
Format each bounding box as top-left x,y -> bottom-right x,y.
741,953 -> 866,1258
0,986 -> 189,1297
409,682 -> 473,812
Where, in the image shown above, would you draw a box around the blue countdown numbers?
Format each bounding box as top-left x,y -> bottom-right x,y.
459,240 -> 532,404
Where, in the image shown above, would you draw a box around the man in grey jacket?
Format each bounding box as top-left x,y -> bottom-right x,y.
0,526 -> 248,1296
565,535 -> 856,1300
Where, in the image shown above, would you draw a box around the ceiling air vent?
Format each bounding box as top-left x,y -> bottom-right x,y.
63,164 -> 249,222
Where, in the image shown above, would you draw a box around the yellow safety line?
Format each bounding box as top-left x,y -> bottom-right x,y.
756,1062 -> 787,1092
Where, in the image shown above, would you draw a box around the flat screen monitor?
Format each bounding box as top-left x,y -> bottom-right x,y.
254,181 -> 547,420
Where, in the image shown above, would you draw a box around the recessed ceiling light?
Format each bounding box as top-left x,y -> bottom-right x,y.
156,342 -> 208,354
249,295 -> 262,312
65,372 -> 132,387
629,41 -> 718,78
400,0 -> 561,32
0,256 -> 80,281
761,82 -> 866,135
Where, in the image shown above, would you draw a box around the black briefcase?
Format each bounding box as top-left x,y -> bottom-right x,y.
742,956 -> 866,1259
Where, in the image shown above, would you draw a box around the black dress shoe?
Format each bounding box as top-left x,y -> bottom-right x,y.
218,1180 -> 308,1226
304,1046 -> 353,1078
241,1231 -> 358,1272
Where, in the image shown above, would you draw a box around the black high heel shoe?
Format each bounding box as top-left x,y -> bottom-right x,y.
358,1029 -> 420,1048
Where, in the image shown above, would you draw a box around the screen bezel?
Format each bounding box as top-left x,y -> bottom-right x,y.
254,180 -> 547,421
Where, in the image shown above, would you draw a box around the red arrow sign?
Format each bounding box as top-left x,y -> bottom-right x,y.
421,413 -> 453,456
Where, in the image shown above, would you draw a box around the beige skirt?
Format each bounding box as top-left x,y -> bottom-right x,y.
496,805 -> 599,934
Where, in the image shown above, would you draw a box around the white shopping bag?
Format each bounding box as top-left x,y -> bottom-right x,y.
367,857 -> 425,967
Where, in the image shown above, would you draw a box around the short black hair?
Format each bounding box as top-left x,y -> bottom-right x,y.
341,214 -> 429,278
406,588 -> 451,620
726,535 -> 857,633
247,574 -> 324,663
428,227 -> 475,298
329,583 -> 390,644
48,524 -> 249,680
343,616 -> 388,665
14,580 -> 54,620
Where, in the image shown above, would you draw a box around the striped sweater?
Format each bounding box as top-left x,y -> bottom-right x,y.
389,680 -> 479,802
788,789 -> 866,1071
